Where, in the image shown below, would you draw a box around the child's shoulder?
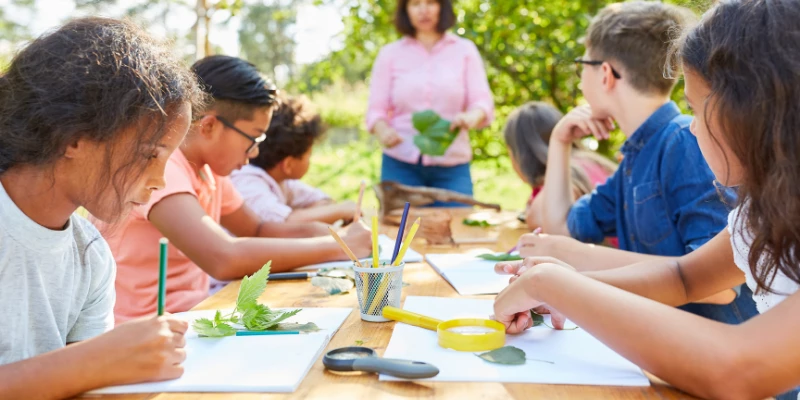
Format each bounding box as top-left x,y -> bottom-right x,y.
70,213 -> 114,267
658,113 -> 699,152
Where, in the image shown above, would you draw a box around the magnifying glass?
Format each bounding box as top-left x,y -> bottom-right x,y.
382,306 -> 505,352
322,346 -> 439,379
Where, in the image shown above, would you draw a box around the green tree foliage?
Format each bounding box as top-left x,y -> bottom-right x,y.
238,1 -> 298,81
297,0 -> 711,161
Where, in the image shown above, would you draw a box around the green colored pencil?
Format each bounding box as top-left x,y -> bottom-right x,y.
157,237 -> 168,316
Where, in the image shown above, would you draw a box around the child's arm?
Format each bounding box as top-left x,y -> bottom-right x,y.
495,232 -> 800,399
518,232 -> 668,271
149,194 -> 372,279
221,204 -> 329,238
517,230 -> 736,303
541,105 -> 615,236
286,201 -> 357,224
0,316 -> 187,399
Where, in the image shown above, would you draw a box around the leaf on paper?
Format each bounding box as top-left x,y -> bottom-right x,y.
270,322 -> 321,332
237,262 -> 272,308
530,310 -> 578,330
476,346 -> 526,365
193,316 -> 236,338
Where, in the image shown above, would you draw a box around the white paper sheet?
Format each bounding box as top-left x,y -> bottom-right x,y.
381,297 -> 649,387
426,253 -> 512,295
296,234 -> 423,271
91,307 -> 352,393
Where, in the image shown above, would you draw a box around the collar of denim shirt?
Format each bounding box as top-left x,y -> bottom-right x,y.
621,101 -> 682,154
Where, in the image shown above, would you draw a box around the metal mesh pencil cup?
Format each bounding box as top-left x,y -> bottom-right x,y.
354,261 -> 405,322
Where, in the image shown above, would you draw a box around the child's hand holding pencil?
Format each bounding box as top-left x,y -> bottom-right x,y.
337,221 -> 372,259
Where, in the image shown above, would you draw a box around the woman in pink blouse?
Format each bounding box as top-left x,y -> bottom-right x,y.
366,0 -> 495,206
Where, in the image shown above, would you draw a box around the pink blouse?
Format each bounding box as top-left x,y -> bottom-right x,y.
366,33 -> 495,167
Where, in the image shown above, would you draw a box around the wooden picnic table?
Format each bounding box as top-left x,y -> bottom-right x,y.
88,208 -> 698,400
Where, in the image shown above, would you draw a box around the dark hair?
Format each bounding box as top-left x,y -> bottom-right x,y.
503,102 -> 616,194
586,1 -> 696,95
394,0 -> 456,37
676,0 -> 800,292
0,17 -> 206,215
191,55 -> 278,121
250,95 -> 324,171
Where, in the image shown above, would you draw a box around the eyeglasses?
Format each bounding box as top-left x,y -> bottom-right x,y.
215,116 -> 267,155
574,58 -> 622,79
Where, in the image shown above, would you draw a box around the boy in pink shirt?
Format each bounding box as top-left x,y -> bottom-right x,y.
232,96 -> 359,224
95,56 -> 371,323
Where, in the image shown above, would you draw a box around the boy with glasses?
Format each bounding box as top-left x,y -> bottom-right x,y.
520,2 -> 757,324
94,56 -> 372,323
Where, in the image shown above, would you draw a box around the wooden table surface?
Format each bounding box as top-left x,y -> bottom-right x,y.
86,208 -> 698,400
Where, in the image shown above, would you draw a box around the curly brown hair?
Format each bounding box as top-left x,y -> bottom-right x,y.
676,0 -> 800,292
0,17 -> 207,217
249,95 -> 324,171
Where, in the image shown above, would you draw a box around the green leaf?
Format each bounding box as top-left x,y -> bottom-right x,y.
311,275 -> 355,295
193,317 -> 236,338
413,135 -> 447,157
476,346 -> 527,365
412,110 -> 456,156
531,310 -> 546,327
237,262 -> 271,309
241,303 -> 270,330
270,322 -> 321,333
243,304 -> 302,331
530,310 -> 578,330
463,218 -> 494,227
258,309 -> 302,330
412,110 -> 439,132
477,253 -> 523,262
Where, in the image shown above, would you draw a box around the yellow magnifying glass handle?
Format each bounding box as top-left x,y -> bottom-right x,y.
382,306 -> 442,331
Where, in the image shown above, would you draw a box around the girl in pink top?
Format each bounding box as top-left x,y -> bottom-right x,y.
503,102 -> 617,231
366,0 -> 495,205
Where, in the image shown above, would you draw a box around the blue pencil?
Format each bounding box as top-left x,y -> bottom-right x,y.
235,330 -> 300,336
391,202 -> 410,265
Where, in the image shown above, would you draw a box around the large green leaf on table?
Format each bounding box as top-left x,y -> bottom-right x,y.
412,110 -> 456,156
476,346 -> 527,365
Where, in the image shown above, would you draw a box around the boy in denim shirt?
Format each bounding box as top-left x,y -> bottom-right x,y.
521,1 -> 756,324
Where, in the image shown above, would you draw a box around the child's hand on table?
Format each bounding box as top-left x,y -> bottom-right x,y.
493,257 -> 574,333
94,315 -> 188,385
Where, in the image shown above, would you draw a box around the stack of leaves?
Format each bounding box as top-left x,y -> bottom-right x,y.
192,262 -> 309,337
412,110 -> 456,156
311,267 -> 356,295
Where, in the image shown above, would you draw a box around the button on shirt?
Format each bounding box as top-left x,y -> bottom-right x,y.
567,102 -> 735,256
365,33 -> 495,167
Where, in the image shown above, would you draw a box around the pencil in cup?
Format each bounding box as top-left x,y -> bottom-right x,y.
353,260 -> 404,322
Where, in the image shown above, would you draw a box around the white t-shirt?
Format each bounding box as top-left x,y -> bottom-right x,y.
230,164 -> 330,223
728,205 -> 800,314
0,180 -> 116,365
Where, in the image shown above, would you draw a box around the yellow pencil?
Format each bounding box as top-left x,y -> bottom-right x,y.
328,226 -> 364,268
393,218 -> 420,266
371,216 -> 380,268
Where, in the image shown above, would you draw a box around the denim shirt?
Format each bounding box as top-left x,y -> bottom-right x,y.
567,101 -> 735,256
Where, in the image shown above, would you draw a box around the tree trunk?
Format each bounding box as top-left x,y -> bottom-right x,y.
195,0 -> 210,60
